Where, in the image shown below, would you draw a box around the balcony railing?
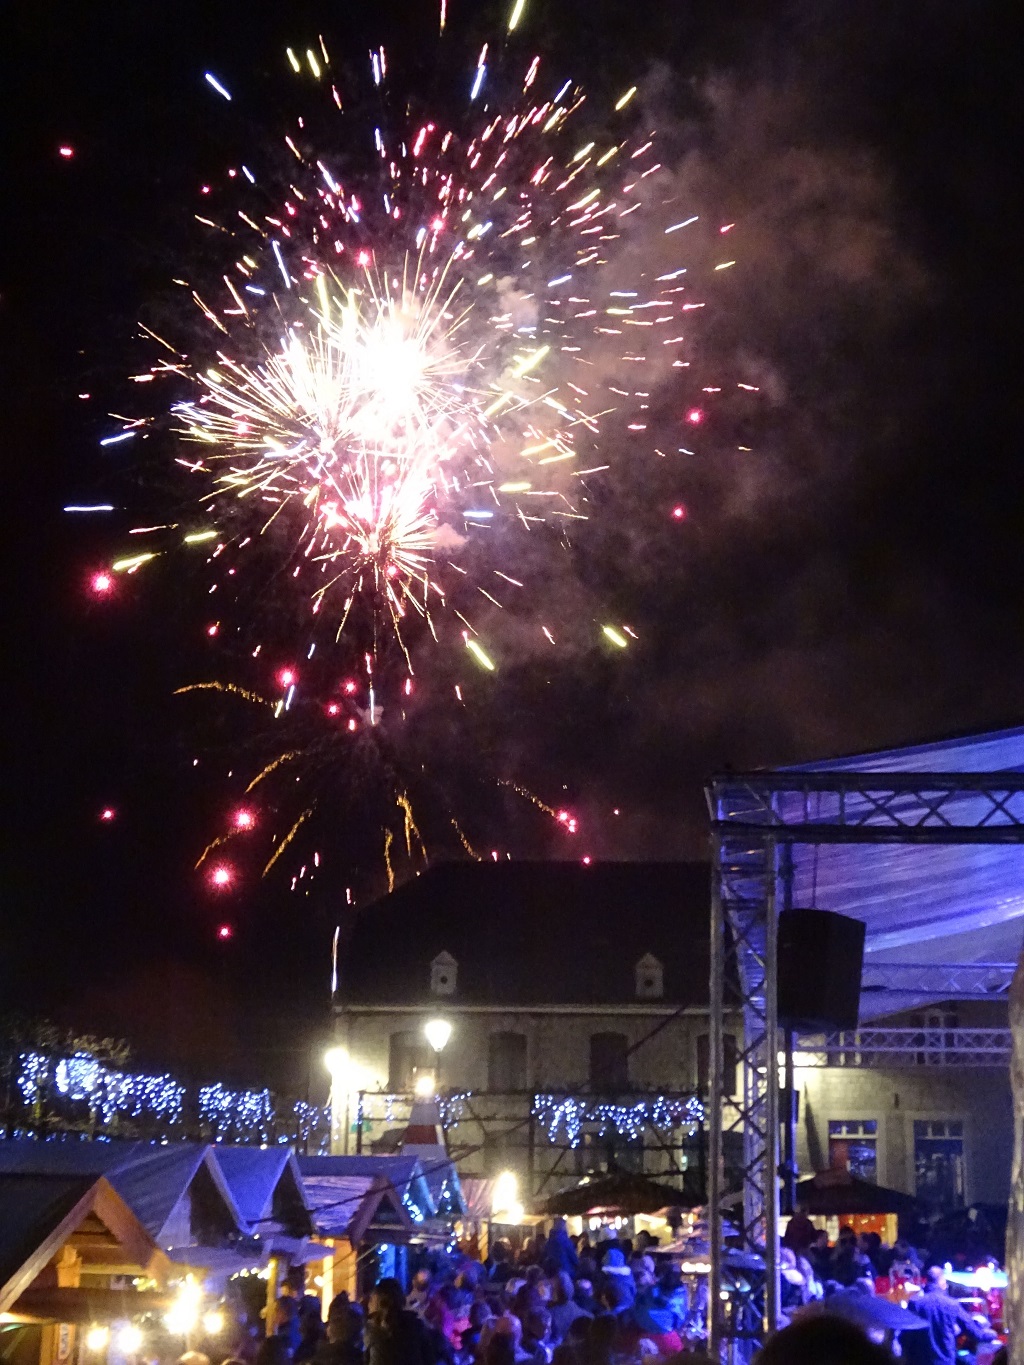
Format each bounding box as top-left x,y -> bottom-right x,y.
795,1027 -> 1011,1067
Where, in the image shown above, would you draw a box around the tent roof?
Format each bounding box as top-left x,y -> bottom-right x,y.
774,726 -> 1024,1016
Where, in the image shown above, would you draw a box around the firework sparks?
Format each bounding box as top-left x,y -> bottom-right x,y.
93,14 -> 729,892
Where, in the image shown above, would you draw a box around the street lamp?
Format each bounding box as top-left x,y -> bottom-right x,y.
423,1018 -> 452,1090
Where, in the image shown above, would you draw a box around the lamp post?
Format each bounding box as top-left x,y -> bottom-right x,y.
423,1018 -> 452,1091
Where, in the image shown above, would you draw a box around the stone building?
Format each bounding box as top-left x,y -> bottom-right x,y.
328,860 -> 1011,1213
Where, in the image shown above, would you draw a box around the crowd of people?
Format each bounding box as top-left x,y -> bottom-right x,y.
190,1215 -> 1005,1365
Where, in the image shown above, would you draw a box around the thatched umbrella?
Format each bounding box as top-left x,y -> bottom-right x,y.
795,1169 -> 918,1217
536,1172 -> 698,1218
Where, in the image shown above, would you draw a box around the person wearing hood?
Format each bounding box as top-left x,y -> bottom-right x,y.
543,1219 -> 579,1277
598,1248 -> 636,1308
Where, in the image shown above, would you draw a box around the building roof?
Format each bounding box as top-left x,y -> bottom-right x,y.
211,1146 -> 311,1236
0,1173 -> 165,1314
0,1141 -> 246,1245
336,860 -> 710,1008
297,1154 -> 434,1218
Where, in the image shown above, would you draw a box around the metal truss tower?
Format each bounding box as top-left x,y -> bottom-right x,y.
706,770 -> 1024,1359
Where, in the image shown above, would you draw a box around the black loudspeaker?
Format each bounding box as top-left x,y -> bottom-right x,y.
777,908 -> 865,1031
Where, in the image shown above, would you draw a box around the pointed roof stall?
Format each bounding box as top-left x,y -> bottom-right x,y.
0,1172 -> 170,1319
300,1172 -> 419,1244
211,1146 -> 313,1240
400,1095 -> 465,1217
297,1154 -> 435,1224
0,1141 -> 248,1251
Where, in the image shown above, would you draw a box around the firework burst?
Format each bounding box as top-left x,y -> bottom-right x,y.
86,2 -> 733,895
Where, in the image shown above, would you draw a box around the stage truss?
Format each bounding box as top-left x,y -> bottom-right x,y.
706,770 -> 1024,1357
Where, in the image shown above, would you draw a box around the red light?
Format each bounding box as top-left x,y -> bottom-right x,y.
99,807 -> 116,822
278,667 -> 297,688
432,217 -> 445,231
90,571 -> 113,596
343,680 -> 357,694
207,623 -> 219,637
357,250 -> 371,267
233,808 -> 255,831
58,145 -> 74,159
672,505 -> 687,521
209,864 -> 233,889
557,810 -> 570,823
582,856 -> 592,865
217,923 -> 234,940
685,408 -> 704,425
347,719 -> 357,732
326,702 -> 340,716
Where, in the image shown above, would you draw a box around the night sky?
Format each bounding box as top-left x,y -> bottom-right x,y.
2,0 -> 1017,1085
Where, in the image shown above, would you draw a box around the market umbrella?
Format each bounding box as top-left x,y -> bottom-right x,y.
536,1172 -> 698,1217
794,1169 -> 918,1217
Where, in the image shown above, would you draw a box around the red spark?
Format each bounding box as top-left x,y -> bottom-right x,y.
58,145 -> 74,159
99,807 -> 116,822
232,808 -> 255,831
326,702 -> 340,716
672,504 -> 687,520
209,863 -> 234,889
347,718 -> 357,732
557,810 -> 570,823
431,217 -> 445,231
206,623 -> 219,637
685,408 -> 704,425
216,923 -> 234,940
343,679 -> 357,694
278,667 -> 297,688
582,855 -> 592,866
90,571 -> 114,596
356,250 -> 371,266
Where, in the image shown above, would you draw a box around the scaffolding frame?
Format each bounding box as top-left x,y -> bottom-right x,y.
351,1087 -> 706,1201
706,770 -> 1024,1358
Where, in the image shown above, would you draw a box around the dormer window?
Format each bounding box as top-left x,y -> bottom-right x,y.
635,952 -> 663,1000
431,951 -> 457,996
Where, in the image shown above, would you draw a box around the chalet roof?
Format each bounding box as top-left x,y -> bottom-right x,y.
0,1174 -> 97,1309
297,1154 -> 434,1218
212,1146 -> 312,1236
336,860 -> 710,1008
0,1141 -> 246,1245
0,1172 -> 165,1315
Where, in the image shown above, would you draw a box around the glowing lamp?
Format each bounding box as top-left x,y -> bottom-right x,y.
414,1073 -> 436,1097
423,1018 -> 452,1054
324,1046 -> 347,1076
115,1325 -> 143,1354
85,1327 -> 109,1352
